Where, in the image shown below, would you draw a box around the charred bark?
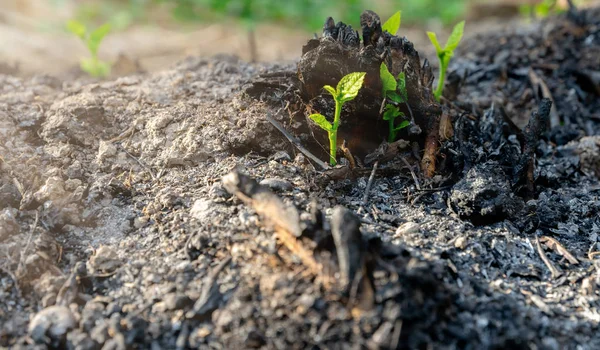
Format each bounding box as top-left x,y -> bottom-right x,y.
297,10 -> 442,176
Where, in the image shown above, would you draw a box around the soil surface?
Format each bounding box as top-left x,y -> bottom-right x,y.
1,7 -> 600,350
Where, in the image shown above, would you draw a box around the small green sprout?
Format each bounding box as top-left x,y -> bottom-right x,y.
382,11 -> 401,35
380,63 -> 410,142
519,0 -> 563,19
309,72 -> 366,166
427,20 -> 465,101
67,20 -> 112,78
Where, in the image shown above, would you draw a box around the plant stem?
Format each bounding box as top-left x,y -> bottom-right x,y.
388,118 -> 396,143
434,57 -> 446,101
328,100 -> 343,166
328,130 -> 337,166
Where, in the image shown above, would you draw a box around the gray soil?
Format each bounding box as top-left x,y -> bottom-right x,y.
1,9 -> 600,350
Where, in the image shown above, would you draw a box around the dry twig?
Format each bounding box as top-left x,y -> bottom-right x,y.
534,236 -> 562,279
266,113 -> 330,170
540,236 -> 579,265
16,210 -> 38,279
362,162 -> 378,205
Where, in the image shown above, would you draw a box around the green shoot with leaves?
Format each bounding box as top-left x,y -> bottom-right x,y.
427,20 -> 465,101
309,72 -> 366,166
67,20 -> 112,77
380,63 -> 410,142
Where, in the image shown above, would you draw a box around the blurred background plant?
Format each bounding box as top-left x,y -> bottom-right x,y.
64,0 -> 467,32
0,0 -> 597,78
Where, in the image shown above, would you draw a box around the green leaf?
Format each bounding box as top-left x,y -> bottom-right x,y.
323,85 -> 336,98
382,105 -> 401,121
396,72 -> 408,102
87,23 -> 111,56
382,11 -> 401,35
387,91 -> 405,104
380,63 -> 396,94
309,113 -> 332,132
394,120 -> 410,131
427,31 -> 443,54
445,20 -> 465,51
66,20 -> 86,40
336,72 -> 366,103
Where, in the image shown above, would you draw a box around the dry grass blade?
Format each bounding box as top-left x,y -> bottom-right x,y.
539,236 -> 579,265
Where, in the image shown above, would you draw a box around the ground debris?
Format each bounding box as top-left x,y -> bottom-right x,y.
2,7 -> 600,348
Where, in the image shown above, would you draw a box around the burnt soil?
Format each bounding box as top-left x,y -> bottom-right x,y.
2,8 -> 600,350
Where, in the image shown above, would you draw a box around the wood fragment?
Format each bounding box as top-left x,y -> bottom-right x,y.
528,68 -> 560,128
331,206 -> 364,290
223,171 -> 323,278
362,162 -> 378,205
539,236 -> 579,265
439,109 -> 454,141
400,156 -> 421,191
364,139 -> 411,165
340,140 -> 357,169
534,236 -> 562,279
513,98 -> 552,196
421,110 -> 441,178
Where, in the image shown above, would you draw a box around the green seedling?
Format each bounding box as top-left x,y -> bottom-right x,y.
309,72 -> 366,166
67,20 -> 111,77
519,0 -> 564,19
380,63 -> 410,142
382,11 -> 401,35
427,20 -> 465,101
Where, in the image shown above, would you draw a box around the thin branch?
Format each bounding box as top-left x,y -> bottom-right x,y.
266,113 -> 330,170
534,236 -> 562,279
362,162 -> 379,205
16,210 -> 38,278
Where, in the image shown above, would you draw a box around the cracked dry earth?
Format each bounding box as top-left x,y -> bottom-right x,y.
2,9 -> 600,350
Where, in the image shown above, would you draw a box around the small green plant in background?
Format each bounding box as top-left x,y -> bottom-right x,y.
67,20 -> 112,77
309,72 -> 366,166
380,63 -> 410,142
379,12 -> 409,142
427,20 -> 465,101
519,0 -> 564,19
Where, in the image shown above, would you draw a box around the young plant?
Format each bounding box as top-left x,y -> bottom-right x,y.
309,72 -> 366,166
427,20 -> 465,101
381,10 -> 401,35
380,63 -> 410,142
67,20 -> 112,78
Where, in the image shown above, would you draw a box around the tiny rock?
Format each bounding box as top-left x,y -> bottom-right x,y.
0,207 -> 19,242
28,305 -> 76,346
454,236 -> 468,250
259,178 -> 293,192
270,150 -> 291,162
88,245 -> 121,274
395,222 -> 420,236
190,199 -> 217,224
34,176 -> 67,203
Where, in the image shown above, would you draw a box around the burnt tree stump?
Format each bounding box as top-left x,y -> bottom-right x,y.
297,10 -> 442,176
